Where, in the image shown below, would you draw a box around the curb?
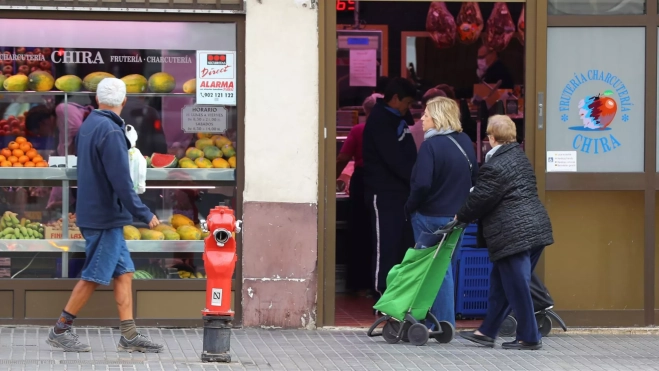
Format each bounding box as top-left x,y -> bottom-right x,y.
320,326 -> 659,335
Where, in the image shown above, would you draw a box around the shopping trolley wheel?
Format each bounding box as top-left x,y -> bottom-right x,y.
499,316 -> 517,337
408,323 -> 429,346
538,315 -> 553,337
382,321 -> 401,344
433,321 -> 455,344
385,320 -> 411,343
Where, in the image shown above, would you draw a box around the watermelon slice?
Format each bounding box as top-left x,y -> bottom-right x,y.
150,153 -> 178,168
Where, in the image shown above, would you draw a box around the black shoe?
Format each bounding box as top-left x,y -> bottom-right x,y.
502,339 -> 542,350
458,331 -> 495,348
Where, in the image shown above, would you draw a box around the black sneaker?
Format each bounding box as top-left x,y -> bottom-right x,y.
502,339 -> 543,350
458,330 -> 495,348
117,333 -> 164,353
46,328 -> 91,352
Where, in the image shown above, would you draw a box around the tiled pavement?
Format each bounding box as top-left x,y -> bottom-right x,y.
2,327 -> 659,370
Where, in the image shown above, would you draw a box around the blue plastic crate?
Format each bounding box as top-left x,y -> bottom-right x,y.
464,223 -> 478,236
461,235 -> 478,248
455,247 -> 492,319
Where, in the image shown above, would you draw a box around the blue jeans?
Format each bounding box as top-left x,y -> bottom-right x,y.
410,213 -> 463,327
80,227 -> 135,286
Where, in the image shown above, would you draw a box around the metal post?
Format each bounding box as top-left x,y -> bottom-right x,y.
201,315 -> 232,362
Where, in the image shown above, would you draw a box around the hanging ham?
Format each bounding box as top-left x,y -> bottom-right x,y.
426,2 -> 457,49
483,2 -> 516,52
456,2 -> 484,45
517,5 -> 526,45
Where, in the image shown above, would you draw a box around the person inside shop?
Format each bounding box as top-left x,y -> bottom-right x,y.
405,96 -> 478,329
335,93 -> 382,298
45,97 -> 95,216
457,115 -> 553,350
46,78 -> 164,354
363,77 -> 417,299
477,45 -> 514,89
24,104 -> 57,151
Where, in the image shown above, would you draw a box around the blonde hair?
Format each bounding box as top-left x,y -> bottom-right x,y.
425,96 -> 462,133
487,115 -> 517,144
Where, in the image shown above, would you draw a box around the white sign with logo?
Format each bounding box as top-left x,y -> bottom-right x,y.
211,288 -> 222,306
196,50 -> 237,106
181,105 -> 227,134
546,151 -> 577,172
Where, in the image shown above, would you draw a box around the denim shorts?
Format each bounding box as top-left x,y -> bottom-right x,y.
80,227 -> 135,286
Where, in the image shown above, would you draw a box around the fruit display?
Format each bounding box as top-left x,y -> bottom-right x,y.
173,262 -> 206,279
28,71 -> 55,92
55,75 -> 82,92
0,211 -> 44,239
150,134 -> 236,170
121,74 -> 148,94
122,215 -> 206,241
83,71 -> 115,92
0,137 -> 47,168
134,262 -> 167,279
0,116 -> 26,137
46,213 -> 78,229
2,47 -> 54,80
183,78 -> 196,94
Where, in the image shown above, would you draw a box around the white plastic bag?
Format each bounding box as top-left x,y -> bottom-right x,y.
125,125 -> 147,194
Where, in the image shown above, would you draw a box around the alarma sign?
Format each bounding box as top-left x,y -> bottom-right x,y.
196,50 -> 237,106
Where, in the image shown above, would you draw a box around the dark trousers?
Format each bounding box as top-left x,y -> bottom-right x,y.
479,245 -> 545,343
366,191 -> 414,296
345,168 -> 373,292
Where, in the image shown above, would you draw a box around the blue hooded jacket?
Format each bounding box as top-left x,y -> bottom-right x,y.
75,109 -> 153,229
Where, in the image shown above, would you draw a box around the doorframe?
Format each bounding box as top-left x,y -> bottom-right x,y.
317,0 -> 538,327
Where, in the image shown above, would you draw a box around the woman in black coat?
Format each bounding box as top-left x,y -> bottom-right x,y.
456,115 -> 553,350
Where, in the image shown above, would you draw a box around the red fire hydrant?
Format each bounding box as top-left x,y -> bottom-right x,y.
200,205 -> 242,363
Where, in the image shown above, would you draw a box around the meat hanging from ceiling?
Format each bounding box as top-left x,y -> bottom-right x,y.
426,2 -> 457,49
483,2 -> 516,52
456,2 -> 484,45
517,5 -> 526,46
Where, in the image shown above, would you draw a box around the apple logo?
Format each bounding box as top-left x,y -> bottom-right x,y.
578,90 -> 618,130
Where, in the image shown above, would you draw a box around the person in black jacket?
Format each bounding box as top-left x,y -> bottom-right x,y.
456,115 -> 553,350
405,96 -> 478,328
363,77 -> 418,297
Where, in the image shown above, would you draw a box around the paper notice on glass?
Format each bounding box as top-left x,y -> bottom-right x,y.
349,49 -> 377,87
546,151 -> 577,172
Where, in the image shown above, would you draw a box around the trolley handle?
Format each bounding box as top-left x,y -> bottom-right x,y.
432,219 -> 466,235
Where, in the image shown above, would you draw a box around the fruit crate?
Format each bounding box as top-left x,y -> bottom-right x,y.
455,247 -> 492,319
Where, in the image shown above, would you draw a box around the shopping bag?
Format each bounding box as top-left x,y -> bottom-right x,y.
126,125 -> 146,194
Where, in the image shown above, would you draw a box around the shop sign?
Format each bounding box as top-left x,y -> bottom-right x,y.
196,50 -> 236,106
558,70 -> 634,155
181,105 -> 227,134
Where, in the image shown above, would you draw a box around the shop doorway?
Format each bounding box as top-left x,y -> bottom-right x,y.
319,0 -> 545,327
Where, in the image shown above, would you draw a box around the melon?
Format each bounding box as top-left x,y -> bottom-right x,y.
150,153 -> 178,168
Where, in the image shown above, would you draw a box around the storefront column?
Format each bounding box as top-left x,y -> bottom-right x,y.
242,0 -> 320,328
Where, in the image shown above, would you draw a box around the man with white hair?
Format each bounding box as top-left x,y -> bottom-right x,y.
46,78 -> 163,353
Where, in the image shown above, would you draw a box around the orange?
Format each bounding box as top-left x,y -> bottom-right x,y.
12,162 -> 22,167
15,136 -> 27,144
0,149 -> 11,158
0,155 -> 5,163
11,149 -> 23,158
24,161 -> 35,167
32,155 -> 44,164
18,155 -> 28,164
19,142 -> 31,152
7,141 -> 18,150
7,156 -> 18,163
35,161 -> 48,168
0,161 -> 10,167
25,149 -> 37,160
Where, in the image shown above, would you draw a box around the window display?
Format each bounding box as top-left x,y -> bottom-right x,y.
0,19 -> 239,280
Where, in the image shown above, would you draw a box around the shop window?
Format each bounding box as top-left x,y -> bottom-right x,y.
0,19 -> 239,279
549,0 -> 646,15
546,27 -> 645,173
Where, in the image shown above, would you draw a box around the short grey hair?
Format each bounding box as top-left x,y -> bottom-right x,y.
96,78 -> 127,107
362,93 -> 383,116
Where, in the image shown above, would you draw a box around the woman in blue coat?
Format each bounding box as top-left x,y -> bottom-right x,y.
405,96 -> 478,328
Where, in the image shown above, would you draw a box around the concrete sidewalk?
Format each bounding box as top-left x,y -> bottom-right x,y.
1,327 -> 659,370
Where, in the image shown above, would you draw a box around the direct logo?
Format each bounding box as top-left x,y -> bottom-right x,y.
558,70 -> 633,154
206,54 -> 227,66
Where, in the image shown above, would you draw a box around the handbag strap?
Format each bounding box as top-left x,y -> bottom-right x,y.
447,135 -> 473,171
